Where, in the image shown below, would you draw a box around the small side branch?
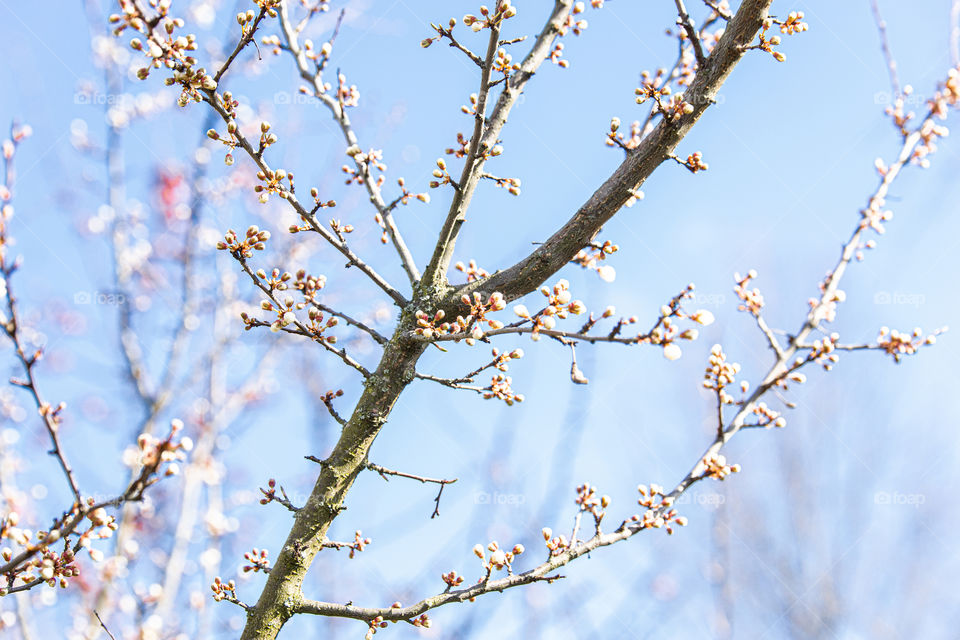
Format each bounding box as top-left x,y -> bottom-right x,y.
365,462 -> 457,518
675,0 -> 708,66
870,0 -> 901,98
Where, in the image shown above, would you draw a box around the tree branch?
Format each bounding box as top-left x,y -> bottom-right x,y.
451,0 -> 775,308
421,1 -> 575,288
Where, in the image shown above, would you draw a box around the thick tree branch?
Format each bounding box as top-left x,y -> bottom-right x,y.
451,0 -> 775,308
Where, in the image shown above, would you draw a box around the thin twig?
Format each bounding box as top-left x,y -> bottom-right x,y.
870,0 -> 901,98
94,612 -> 117,640
675,0 -> 708,66
276,3 -> 421,286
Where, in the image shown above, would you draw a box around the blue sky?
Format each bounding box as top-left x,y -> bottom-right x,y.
1,1 -> 959,638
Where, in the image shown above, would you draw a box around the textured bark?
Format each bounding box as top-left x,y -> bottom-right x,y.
240,327 -> 426,639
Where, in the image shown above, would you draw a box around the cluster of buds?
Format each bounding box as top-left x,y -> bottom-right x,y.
252,0 -> 281,16
0,516 -> 79,592
512,279 -> 587,339
682,151 -> 709,173
410,613 -> 431,628
219,90 -> 240,120
255,167 -> 294,204
463,291 -> 507,334
210,576 -> 238,602
548,43 -> 568,68
364,609 -> 429,639
288,189 -> 336,232
541,527 -> 570,556
390,177 -> 430,207
752,12 -> 808,63
488,347 -> 524,373
927,66 -> 960,123
658,93 -> 695,122
337,72 -> 360,107
630,484 -> 688,535
217,225 -> 271,257
413,290 -> 507,341
702,344 -> 741,405
445,132 -> 470,158
461,93 -> 481,116
344,530 -> 372,559
804,332 -> 841,370
876,326 -> 943,363
455,259 -> 490,283
164,66 -> 216,107
748,401 -> 786,428
492,47 -> 520,77
256,121 -> 279,156
772,369 -> 806,397
473,540 -> 524,575
328,218 -> 354,242
860,196 -> 892,234
37,400 -> 66,431
605,117 -> 646,152
479,143 -> 504,160
134,419 -> 192,475
258,296 -> 298,333
808,277 -> 846,325
701,453 -> 741,480
290,269 -> 329,304
484,173 -> 521,196
365,616 -> 387,639
734,270 -> 764,315
642,286 -> 714,360
261,33 -> 284,55
119,6 -> 198,76
911,117 -> 950,168
236,9 -> 260,33
558,2 -> 590,37
463,2 -> 518,33
206,121 -> 241,166
242,548 -> 270,573
570,239 -> 618,281
635,69 -> 672,107
300,38 -> 335,66
575,483 -> 609,524
483,374 -> 524,405
259,478 -> 294,509
430,158 -> 454,189
342,146 -> 385,187
441,570 -> 464,588
777,11 -> 808,35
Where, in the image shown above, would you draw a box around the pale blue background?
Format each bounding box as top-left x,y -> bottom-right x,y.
1,1 -> 958,638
